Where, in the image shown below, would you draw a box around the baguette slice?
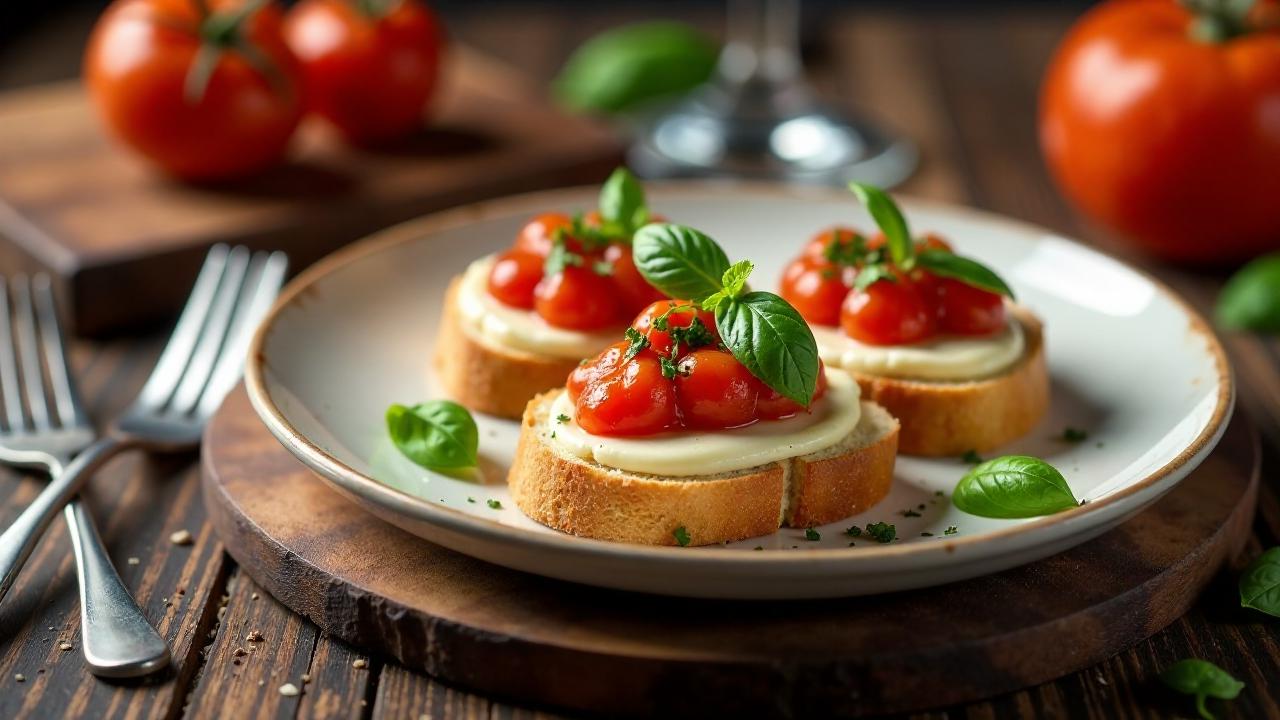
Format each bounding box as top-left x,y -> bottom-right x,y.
850,307 -> 1049,457
434,277 -> 588,419
508,391 -> 900,546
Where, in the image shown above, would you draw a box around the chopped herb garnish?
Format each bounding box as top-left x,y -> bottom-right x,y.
899,508 -> 922,518
543,237 -> 585,275
944,526 -> 958,536
550,431 -> 556,439
934,490 -> 945,497
865,522 -> 896,543
555,413 -> 570,424
1060,426 -> 1089,443
962,449 -> 984,464
622,326 -> 650,361
921,532 -> 934,537
673,525 -> 691,547
917,503 -> 926,510
593,260 -> 613,276
753,546 -> 764,551
486,499 -> 502,509
466,497 -> 476,504
804,528 -> 821,541
848,541 -> 856,547
844,525 -> 863,537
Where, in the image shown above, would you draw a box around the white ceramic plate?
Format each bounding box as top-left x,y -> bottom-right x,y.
245,182 -> 1232,599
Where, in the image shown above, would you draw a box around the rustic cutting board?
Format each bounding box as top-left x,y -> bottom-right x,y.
202,386 -> 1259,718
0,48 -> 623,336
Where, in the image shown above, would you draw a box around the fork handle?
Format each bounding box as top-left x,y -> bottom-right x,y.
66,499 -> 170,677
0,437 -> 130,602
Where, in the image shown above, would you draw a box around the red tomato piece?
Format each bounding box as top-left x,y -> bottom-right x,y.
567,341 -> 628,404
515,213 -> 576,257
674,349 -> 759,429
915,234 -> 954,253
486,249 -> 543,309
756,360 -> 829,420
803,227 -> 864,259
604,243 -> 665,316
779,256 -> 850,327
841,276 -> 937,346
934,278 -> 1007,336
630,299 -> 719,358
534,265 -> 620,330
575,354 -> 679,436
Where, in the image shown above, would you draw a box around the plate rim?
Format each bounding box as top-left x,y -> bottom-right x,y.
244,179 -> 1234,565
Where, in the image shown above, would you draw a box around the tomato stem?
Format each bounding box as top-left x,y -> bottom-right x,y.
355,0 -> 398,20
1180,0 -> 1257,42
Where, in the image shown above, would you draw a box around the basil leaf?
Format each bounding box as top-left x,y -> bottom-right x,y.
916,249 -> 1015,299
1217,253 -> 1280,332
952,455 -> 1078,518
634,223 -> 730,300
386,401 -> 479,470
849,182 -> 913,268
598,167 -> 648,234
1160,659 -> 1244,720
715,291 -> 820,406
704,259 -> 755,310
553,21 -> 718,114
853,264 -> 897,291
1240,547 -> 1280,617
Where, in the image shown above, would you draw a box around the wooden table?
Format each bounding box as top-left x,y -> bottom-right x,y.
2,4 -> 1278,718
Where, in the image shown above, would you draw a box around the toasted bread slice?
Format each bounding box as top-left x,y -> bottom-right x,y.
434,278 -> 586,419
508,391 -> 899,546
850,307 -> 1048,457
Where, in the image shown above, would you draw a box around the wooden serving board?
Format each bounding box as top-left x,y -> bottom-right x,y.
0,48 -> 622,337
202,386 -> 1259,718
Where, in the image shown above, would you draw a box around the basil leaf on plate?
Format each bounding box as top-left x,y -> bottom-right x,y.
634,223 -> 731,300
952,455 -> 1078,518
714,291 -> 820,406
849,182 -> 914,268
1159,658 -> 1244,720
915,249 -> 1015,299
386,400 -> 479,470
1217,253 -> 1280,332
553,21 -> 718,114
598,167 -> 648,234
1239,546 -> 1280,617
703,260 -> 754,311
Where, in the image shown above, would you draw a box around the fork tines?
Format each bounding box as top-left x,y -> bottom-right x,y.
0,275 -> 89,437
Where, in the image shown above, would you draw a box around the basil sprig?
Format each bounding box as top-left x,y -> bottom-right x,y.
1239,547 -> 1280,617
952,455 -> 1079,518
386,400 -> 479,470
847,182 -> 1014,298
634,224 -> 820,406
1159,659 -> 1244,720
1217,253 -> 1280,332
598,167 -> 649,236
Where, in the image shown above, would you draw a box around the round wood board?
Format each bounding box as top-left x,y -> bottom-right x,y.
202,387 -> 1259,718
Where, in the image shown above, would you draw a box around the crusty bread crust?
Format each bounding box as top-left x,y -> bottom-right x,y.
433,278 -> 584,419
850,307 -> 1049,457
509,391 -> 899,546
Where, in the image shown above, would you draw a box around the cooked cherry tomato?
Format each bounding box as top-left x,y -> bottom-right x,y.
779,256 -> 849,327
803,227 -> 864,259
284,0 -> 442,145
841,276 -> 937,346
915,234 -> 953,253
567,341 -> 626,404
575,354 -> 679,436
486,249 -> 542,309
514,213 -> 575,257
1040,0 -> 1280,262
756,361 -> 829,420
675,349 -> 758,429
630,299 -> 718,357
604,243 -> 664,315
934,278 -> 1006,336
534,265 -> 620,330
84,0 -> 304,180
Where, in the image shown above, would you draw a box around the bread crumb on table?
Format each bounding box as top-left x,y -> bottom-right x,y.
352,659 -> 367,669
169,529 -> 193,545
278,683 -> 299,697
14,674 -> 24,682
58,642 -> 72,651
127,557 -> 140,565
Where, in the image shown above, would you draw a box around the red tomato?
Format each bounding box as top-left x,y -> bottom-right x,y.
630,299 -> 718,357
515,213 -> 575,257
674,349 -> 758,428
604,243 -> 665,315
575,354 -> 679,436
83,0 -> 303,180
779,256 -> 850,327
841,277 -> 937,346
915,234 -> 953,253
284,0 -> 442,145
756,360 -> 829,420
534,266 -> 620,330
1040,0 -> 1280,262
567,341 -> 627,404
935,278 -> 1007,336
803,227 -> 865,259
486,250 -> 542,309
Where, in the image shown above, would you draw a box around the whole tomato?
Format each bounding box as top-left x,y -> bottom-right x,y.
284,0 -> 443,145
84,0 -> 303,180
1040,0 -> 1280,262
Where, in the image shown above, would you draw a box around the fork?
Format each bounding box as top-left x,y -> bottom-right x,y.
0,245 -> 287,675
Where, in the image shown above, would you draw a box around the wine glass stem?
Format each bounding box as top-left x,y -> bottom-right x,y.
721,0 -> 803,86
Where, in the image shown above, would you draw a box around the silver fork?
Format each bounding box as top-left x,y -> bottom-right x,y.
0,245 -> 286,676
0,274 -> 168,677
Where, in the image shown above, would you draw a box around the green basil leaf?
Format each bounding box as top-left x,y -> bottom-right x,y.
386,401 -> 479,470
553,21 -> 718,114
1240,547 -> 1280,617
714,291 -> 820,406
853,264 -> 897,291
721,260 -> 754,297
634,223 -> 730,300
598,167 -> 648,233
952,455 -> 1078,518
1217,253 -> 1280,332
1160,658 -> 1244,720
915,249 -> 1015,298
849,182 -> 913,267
